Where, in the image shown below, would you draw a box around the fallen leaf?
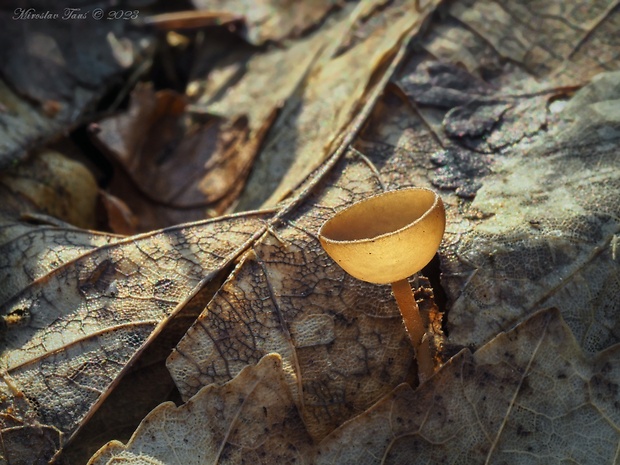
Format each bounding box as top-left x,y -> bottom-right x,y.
188,12 -> 326,134
89,309 -> 620,464
0,211 -> 273,463
98,190 -> 138,236
87,354 -> 313,465
0,221 -> 120,308
191,0 -> 338,45
444,71 -> 620,353
0,150 -> 99,229
234,0 -> 442,211
449,0 -> 620,83
353,3 -> 620,355
93,84 -> 272,230
167,150 -> 419,440
315,308 -> 620,464
0,6 -> 151,168
2,1 -> 620,462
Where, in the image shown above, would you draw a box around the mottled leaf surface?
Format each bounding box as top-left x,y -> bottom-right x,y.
353,0 -> 620,354
315,308 -> 620,465
0,222 -> 120,307
444,71 -> 620,353
91,310 -> 620,465
2,0 -> 620,463
0,212 -> 272,463
168,151 -> 417,440
87,354 -> 313,465
448,0 -> 620,82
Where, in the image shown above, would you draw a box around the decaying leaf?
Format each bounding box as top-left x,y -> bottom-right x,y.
93,84 -> 273,230
444,71 -> 620,354
87,354 -> 313,465
0,221 -> 120,308
0,150 -> 99,229
352,1 -> 620,356
167,150 -> 418,440
234,0 -> 442,210
0,149 -> 123,308
0,6 -> 150,168
448,0 -> 620,83
2,0 -> 619,462
315,308 -> 620,464
191,0 -> 338,45
89,310 -> 620,465
0,211 -> 273,463
188,8 -> 328,133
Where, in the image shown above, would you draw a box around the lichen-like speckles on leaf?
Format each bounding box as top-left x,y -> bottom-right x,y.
443,95 -> 549,153
443,72 -> 620,354
397,61 -> 492,108
444,99 -> 512,138
430,148 -> 491,198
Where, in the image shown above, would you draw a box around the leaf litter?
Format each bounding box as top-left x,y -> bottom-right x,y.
0,0 -> 619,464
92,83 -> 274,231
0,6 -> 151,169
90,309 -> 620,464
0,1 -> 437,462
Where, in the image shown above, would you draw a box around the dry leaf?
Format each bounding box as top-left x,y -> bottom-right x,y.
0,211 -> 273,463
234,0 -> 442,211
2,1 -> 619,463
0,221 -> 120,308
444,71 -> 620,354
191,0 -> 338,45
89,309 -> 620,464
167,150 -> 418,440
98,190 -> 139,236
188,11 -> 327,133
0,150 -> 99,229
353,2 -> 620,355
315,308 -> 620,464
0,6 -> 150,168
448,0 -> 620,83
93,84 -> 271,230
87,354 -> 313,465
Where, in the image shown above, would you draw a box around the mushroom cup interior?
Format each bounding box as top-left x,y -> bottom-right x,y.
320,188 -> 439,242
318,187 -> 445,285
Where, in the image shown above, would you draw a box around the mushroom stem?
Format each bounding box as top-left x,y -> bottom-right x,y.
391,278 -> 434,383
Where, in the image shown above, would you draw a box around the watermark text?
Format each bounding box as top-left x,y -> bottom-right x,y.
12,8 -> 139,21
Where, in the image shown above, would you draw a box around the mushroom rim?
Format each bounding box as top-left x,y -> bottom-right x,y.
318,187 -> 443,245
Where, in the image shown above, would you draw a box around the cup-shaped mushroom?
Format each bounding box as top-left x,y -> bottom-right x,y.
318,187 -> 445,284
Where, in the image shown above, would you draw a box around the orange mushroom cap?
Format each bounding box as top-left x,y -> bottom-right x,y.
318,187 -> 445,284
